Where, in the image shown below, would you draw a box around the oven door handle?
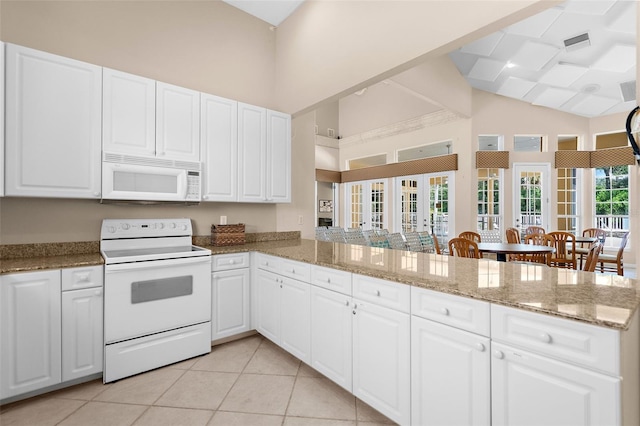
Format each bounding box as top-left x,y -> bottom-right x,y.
105,256 -> 211,272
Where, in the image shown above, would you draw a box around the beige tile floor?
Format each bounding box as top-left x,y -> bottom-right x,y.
0,335 -> 396,426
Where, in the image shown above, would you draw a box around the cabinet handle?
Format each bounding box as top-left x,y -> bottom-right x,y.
203,195 -> 208,200
292,268 -> 296,274
94,289 -> 103,296
345,300 -> 350,306
280,284 -> 283,288
327,278 -> 331,284
475,343 -> 485,352
93,192 -> 100,197
77,273 -> 90,282
538,332 -> 552,343
493,350 -> 504,359
229,259 -> 235,265
440,307 -> 450,316
375,290 -> 381,296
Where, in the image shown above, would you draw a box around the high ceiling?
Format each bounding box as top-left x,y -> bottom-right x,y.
449,0 -> 636,118
222,0 -> 305,26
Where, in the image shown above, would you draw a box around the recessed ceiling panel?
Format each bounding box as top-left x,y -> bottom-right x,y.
467,58 -> 505,82
563,0 -> 615,16
505,8 -> 562,37
571,95 -> 619,116
460,32 -> 504,56
510,41 -> 560,71
592,44 -> 636,72
532,87 -> 576,108
497,77 -> 537,99
607,2 -> 636,34
538,63 -> 589,87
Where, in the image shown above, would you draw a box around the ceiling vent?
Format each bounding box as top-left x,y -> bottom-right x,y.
564,33 -> 590,51
620,80 -> 636,102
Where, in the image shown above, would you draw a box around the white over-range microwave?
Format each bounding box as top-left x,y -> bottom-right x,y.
102,152 -> 201,202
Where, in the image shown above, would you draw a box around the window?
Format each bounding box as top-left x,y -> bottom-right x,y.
514,135 -> 543,152
477,168 -> 501,231
397,141 -> 451,162
557,168 -> 579,233
478,135 -> 503,151
595,165 -> 629,247
348,154 -> 386,170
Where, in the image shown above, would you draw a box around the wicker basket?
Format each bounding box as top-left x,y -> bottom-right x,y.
211,224 -> 246,246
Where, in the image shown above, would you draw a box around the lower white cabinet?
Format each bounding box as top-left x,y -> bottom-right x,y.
0,270 -> 62,399
411,315 -> 490,426
491,342 -> 620,426
310,286 -> 353,392
62,286 -> 103,381
352,298 -> 411,425
211,268 -> 251,341
256,268 -> 311,364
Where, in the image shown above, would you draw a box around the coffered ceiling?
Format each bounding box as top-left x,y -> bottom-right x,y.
449,0 -> 636,117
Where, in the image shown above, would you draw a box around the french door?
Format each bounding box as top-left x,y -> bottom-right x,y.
345,180 -> 387,230
513,163 -> 550,233
396,172 -> 454,241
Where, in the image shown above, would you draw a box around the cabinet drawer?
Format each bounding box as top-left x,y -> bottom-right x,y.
256,253 -> 281,274
491,304 -> 620,375
61,266 -> 103,291
311,265 -> 352,295
279,258 -> 311,282
212,252 -> 250,271
411,287 -> 490,337
352,274 -> 410,313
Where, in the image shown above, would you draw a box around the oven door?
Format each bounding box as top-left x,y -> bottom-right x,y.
104,256 -> 211,344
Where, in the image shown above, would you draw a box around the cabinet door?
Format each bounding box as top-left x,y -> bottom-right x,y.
212,269 -> 251,341
102,68 -> 155,156
156,82 -> 200,162
62,287 -> 103,381
0,270 -> 61,399
279,277 -> 311,364
238,102 -> 267,202
266,110 -> 291,203
256,269 -> 280,343
310,286 -> 352,392
411,316 -> 490,426
5,44 -> 102,199
352,300 -> 410,425
201,94 -> 238,202
491,342 -> 620,426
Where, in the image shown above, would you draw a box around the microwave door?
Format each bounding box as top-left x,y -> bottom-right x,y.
102,163 -> 188,201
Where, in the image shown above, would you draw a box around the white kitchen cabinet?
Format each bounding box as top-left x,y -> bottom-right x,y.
201,94 -> 238,201
102,68 -> 156,156
411,316 -> 490,426
491,341 -> 619,426
62,286 -> 103,381
4,44 -> 102,199
352,297 -> 410,425
255,266 -> 311,364
156,81 -> 200,162
266,110 -> 291,203
1,41 -> 5,197
310,285 -> 353,392
238,103 -> 291,203
212,268 -> 251,341
0,270 -> 62,399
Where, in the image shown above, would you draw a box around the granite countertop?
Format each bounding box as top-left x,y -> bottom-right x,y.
2,238 -> 638,331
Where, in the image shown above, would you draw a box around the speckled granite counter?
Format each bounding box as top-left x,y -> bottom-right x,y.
2,238 -> 639,330
203,239 -> 640,331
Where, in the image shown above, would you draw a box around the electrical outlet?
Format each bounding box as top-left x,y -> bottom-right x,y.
220,216 -> 227,225
298,215 -> 303,225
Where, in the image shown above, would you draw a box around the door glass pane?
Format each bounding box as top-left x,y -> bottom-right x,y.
370,181 -> 385,230
429,175 -> 449,243
557,168 -> 578,232
477,168 -> 501,231
519,171 -> 543,227
349,184 -> 363,228
400,178 -> 418,233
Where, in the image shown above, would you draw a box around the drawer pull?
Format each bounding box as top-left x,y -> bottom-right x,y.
229,259 -> 235,265
327,278 -> 331,284
345,300 -> 350,306
440,307 -> 450,316
77,273 -> 90,282
375,290 -> 381,296
475,343 -> 485,352
538,332 -> 552,343
493,350 -> 504,359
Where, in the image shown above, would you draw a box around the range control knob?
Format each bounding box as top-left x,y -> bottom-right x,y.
169,223 -> 177,229
107,226 -> 116,233
157,223 -> 165,229
121,223 -> 130,230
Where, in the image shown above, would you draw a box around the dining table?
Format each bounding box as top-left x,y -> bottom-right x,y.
476,242 -> 555,262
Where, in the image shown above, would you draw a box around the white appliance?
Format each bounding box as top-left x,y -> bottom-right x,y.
100,218 -> 211,383
102,152 -> 201,202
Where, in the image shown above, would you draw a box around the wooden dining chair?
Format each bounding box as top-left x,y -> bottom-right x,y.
574,228 -> 607,269
522,233 -> 554,265
525,226 -> 546,236
459,231 -> 481,243
599,232 -> 630,276
430,233 -> 443,255
448,237 -> 481,259
583,242 -> 603,273
505,227 -> 521,244
547,231 -> 576,269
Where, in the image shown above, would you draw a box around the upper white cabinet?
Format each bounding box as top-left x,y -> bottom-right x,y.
238,103 -> 291,203
103,69 -> 200,162
0,270 -> 62,399
156,82 -> 200,161
201,94 -> 238,202
4,44 -> 102,199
